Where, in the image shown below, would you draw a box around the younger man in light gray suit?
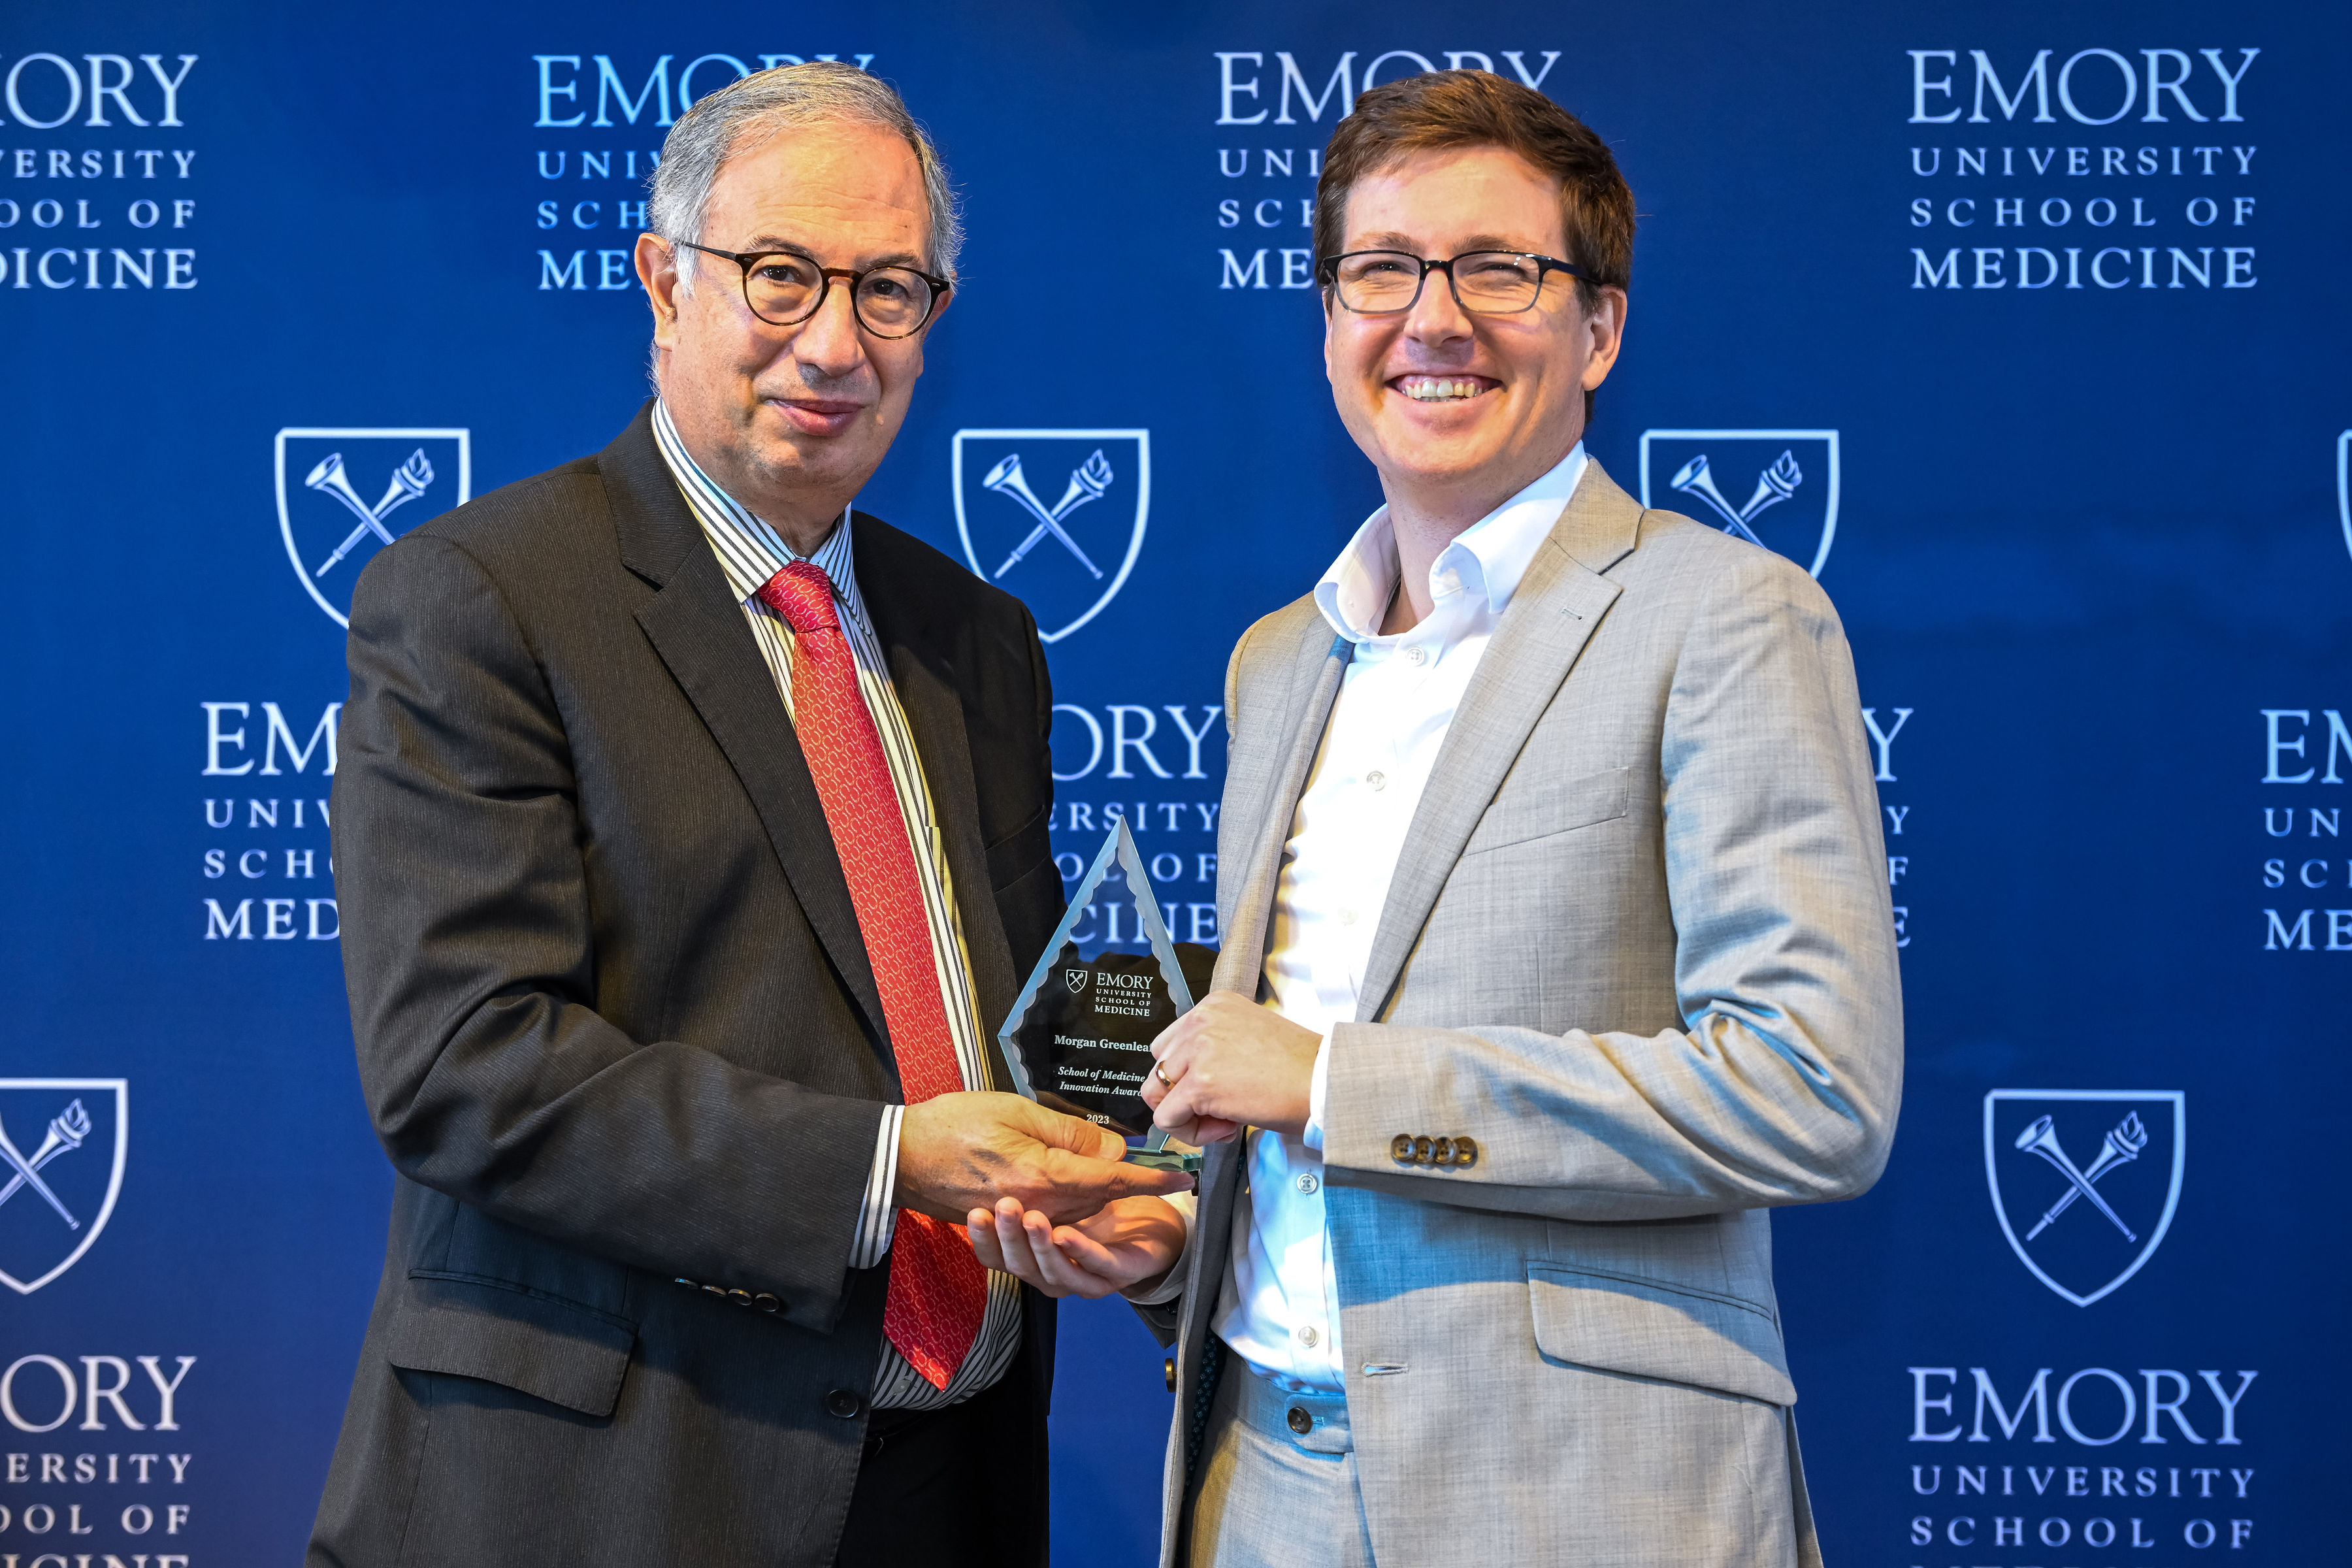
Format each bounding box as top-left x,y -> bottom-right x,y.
970,69 -> 1903,1567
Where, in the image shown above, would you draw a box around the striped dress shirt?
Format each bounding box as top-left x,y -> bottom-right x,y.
652,400 -> 1021,1411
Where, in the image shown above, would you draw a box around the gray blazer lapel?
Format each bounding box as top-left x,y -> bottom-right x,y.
1354,461 -> 1644,1022
1184,611 -> 1347,1395
1211,617 -> 1351,998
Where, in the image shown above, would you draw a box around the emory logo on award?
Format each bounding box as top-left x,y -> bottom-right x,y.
276,428 -> 472,628
1984,1088 -> 2185,1308
1065,968 -> 1091,994
0,1079 -> 128,1296
951,429 -> 1149,642
1638,429 -> 1840,578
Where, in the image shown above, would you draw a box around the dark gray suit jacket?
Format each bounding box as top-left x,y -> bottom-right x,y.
310,402 -> 1064,1566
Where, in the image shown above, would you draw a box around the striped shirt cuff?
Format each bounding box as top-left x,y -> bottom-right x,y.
850,1103 -> 906,1270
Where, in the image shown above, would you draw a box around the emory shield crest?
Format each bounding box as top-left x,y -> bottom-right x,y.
0,1079 -> 128,1295
1639,429 -> 1840,578
953,429 -> 1149,642
1985,1088 -> 2184,1308
276,427 -> 472,628
2336,429 -> 2351,569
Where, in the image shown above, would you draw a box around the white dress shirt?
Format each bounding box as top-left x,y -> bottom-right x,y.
1211,442 -> 1588,1393
652,400 -> 1021,1410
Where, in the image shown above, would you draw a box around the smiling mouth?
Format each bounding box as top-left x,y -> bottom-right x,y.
1393,375 -> 1495,402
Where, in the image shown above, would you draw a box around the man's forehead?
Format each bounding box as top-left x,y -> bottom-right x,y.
1343,144 -> 1565,248
703,125 -> 928,252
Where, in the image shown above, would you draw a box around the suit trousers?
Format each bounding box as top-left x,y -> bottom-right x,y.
836,1339 -> 1045,1568
1186,1352 -> 1374,1568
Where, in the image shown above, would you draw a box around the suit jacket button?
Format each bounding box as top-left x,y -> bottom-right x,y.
1165,1358 -> 1177,1393
824,1389 -> 862,1419
1286,1406 -> 1313,1435
1390,1134 -> 1416,1165
1431,1137 -> 1455,1166
727,1288 -> 753,1307
1412,1135 -> 1434,1165
754,1292 -> 783,1315
1452,1136 -> 1478,1168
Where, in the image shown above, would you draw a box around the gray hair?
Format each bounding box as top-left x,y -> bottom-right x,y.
647,61 -> 962,292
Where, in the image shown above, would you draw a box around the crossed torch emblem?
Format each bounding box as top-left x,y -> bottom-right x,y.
2015,1111 -> 2149,1243
984,449 -> 1113,581
306,448 -> 436,578
1670,449 -> 1803,548
0,1099 -> 91,1232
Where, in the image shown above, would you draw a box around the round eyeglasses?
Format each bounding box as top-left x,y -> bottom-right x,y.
670,239 -> 951,338
1319,250 -> 1586,316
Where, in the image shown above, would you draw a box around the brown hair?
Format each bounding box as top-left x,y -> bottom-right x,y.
1314,70 -> 1634,417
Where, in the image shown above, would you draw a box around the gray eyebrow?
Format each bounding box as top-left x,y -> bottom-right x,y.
731,236 -> 930,272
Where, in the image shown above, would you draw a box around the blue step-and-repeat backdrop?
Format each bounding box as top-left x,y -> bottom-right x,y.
3,0 -> 2345,1561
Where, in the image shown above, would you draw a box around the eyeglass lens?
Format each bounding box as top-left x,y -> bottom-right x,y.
741,255 -> 938,335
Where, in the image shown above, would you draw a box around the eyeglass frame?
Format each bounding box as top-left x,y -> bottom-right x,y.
1316,250 -> 1588,316
666,238 -> 953,338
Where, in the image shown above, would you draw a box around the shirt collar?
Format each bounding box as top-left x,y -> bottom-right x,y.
1314,442 -> 1588,644
650,397 -> 866,625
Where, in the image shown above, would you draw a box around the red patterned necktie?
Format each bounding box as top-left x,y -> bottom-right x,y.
759,560 -> 985,1390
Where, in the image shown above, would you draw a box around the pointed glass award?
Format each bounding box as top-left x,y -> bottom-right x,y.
998,819 -> 1208,1175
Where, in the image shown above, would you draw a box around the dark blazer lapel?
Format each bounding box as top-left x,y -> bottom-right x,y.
598,406 -> 890,1055
1354,460 -> 1642,1022
856,525 -> 1024,1090
1211,613 -> 1351,998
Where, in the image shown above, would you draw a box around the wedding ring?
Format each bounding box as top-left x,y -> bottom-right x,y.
1154,1062 -> 1177,1088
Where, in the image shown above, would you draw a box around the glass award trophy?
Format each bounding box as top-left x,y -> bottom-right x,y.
997,819 -> 1209,1176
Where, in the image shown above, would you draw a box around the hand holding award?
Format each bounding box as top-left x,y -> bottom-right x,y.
968,821 -> 1207,1299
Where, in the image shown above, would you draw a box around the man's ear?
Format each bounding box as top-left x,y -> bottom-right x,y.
637,233 -> 681,350
1580,286 -> 1629,391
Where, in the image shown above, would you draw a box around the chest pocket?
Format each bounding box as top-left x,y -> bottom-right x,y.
1461,766 -> 1629,857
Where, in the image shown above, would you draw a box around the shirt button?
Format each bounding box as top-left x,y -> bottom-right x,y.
1366,770 -> 1386,791
1405,645 -> 1427,666
1337,907 -> 1358,926
1296,1173 -> 1320,1194
1296,1325 -> 1320,1348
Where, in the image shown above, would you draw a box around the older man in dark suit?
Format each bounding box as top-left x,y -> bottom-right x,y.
308,63 -> 1184,1568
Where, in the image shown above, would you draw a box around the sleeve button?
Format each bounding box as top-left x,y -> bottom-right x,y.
1390,1134 -> 1417,1165
1431,1137 -> 1455,1166
754,1292 -> 783,1315
1452,1136 -> 1478,1168
1412,1135 -> 1434,1165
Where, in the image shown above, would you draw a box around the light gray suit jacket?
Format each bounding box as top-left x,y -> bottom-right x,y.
1153,460 -> 1903,1567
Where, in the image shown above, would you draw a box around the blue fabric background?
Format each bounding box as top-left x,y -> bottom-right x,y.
1,2 -> 2343,1560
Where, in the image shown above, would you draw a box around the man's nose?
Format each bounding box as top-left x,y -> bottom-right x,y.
1402,265 -> 1475,345
791,278 -> 870,378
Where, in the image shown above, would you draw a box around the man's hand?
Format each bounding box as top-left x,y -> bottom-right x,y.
966,1194 -> 1188,1301
1140,991 -> 1321,1145
895,1092 -> 1190,1225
